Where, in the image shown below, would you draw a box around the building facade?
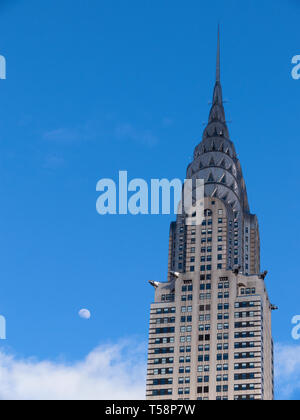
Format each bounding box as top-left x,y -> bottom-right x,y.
146,31 -> 274,401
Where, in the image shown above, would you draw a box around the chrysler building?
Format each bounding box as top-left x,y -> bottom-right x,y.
146,29 -> 274,401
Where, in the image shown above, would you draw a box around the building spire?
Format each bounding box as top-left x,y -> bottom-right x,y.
216,24 -> 220,83
201,25 -> 229,139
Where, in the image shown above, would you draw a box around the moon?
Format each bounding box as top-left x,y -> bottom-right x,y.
78,309 -> 91,320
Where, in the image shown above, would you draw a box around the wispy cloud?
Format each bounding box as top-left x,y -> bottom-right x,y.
43,118 -> 159,149
43,154 -> 65,169
43,128 -> 82,143
0,341 -> 146,400
275,343 -> 300,400
115,123 -> 158,147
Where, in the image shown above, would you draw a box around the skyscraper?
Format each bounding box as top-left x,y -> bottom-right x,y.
146,29 -> 274,401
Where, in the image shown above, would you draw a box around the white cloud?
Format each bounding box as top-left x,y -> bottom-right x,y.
0,341 -> 146,400
275,343 -> 300,400
2,340 -> 299,400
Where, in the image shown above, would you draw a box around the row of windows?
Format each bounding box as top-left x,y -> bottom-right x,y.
216,374 -> 228,382
181,306 -> 192,313
199,305 -> 211,311
154,343 -> 226,353
182,285 -> 193,292
151,389 -> 172,396
235,321 -> 257,328
155,307 -> 176,314
179,346 -> 191,353
217,333 -> 229,340
199,324 -> 211,331
200,229 -> 213,235
218,292 -> 230,298
152,368 -> 173,375
181,316 -> 192,323
155,317 -> 176,324
180,325 -> 192,332
200,275 -> 212,281
217,313 -> 229,320
234,352 -> 259,359
154,337 -> 174,344
198,355 -> 210,362
181,295 -> 193,301
200,283 -> 211,290
218,282 -> 229,289
198,264 -> 224,272
240,288 -> 256,295
178,388 -> 190,395
161,294 -> 175,302
235,301 -> 258,308
152,378 -> 173,385
200,293 -> 212,300
235,331 -> 256,339
153,358 -> 174,364
200,256 -> 213,262
234,311 -> 259,318
180,336 -> 191,343
234,395 -> 257,401
199,335 -> 211,342
218,303 -> 230,310
197,376 -> 210,383
234,341 -> 258,349
153,347 -> 174,355
155,327 -> 175,334
201,219 -> 213,226
217,353 -> 229,361
216,364 -> 229,371
197,386 -> 209,394
159,299 -> 256,315
234,384 -> 257,391
198,344 -> 210,352
201,246 -> 213,252
197,365 -> 210,372
216,385 -> 228,393
217,343 -> 229,351
217,323 -> 229,330
179,366 -> 191,374
234,373 -> 256,380
182,282 -> 230,294
178,377 -> 190,384
199,314 -> 211,321
234,363 -> 258,369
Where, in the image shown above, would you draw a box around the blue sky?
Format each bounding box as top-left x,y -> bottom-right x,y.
0,0 -> 299,399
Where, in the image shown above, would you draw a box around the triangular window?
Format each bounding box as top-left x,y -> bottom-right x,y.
209,157 -> 215,166
208,172 -> 214,182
